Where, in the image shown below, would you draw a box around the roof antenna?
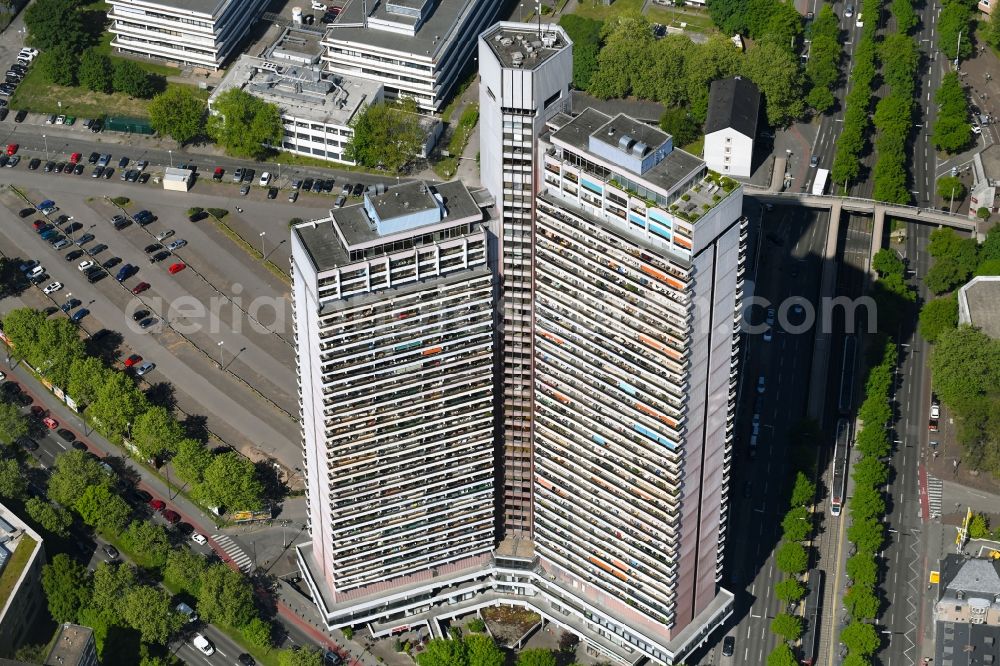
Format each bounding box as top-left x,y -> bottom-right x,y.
537,0 -> 542,38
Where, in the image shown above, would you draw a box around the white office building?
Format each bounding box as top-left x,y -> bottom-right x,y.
210,51 -> 383,166
477,22 -> 573,535
107,0 -> 269,70
321,0 -> 503,112
702,77 -> 760,178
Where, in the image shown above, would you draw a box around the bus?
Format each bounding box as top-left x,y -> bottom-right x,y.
830,418 -> 851,517
799,570 -> 824,666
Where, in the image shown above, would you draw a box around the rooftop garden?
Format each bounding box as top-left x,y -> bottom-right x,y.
0,536 -> 38,609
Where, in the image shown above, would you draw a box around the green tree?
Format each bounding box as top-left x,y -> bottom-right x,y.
790,471 -> 816,507
278,647 -> 324,666
847,517 -> 885,555
416,638 -> 467,666
75,484 -> 131,533
919,295 -> 958,343
68,356 -> 110,406
774,577 -> 806,604
24,0 -> 89,51
91,561 -> 137,625
766,643 -> 798,666
982,225 -> 1000,264
658,107 -> 701,147
852,456 -> 889,488
163,547 -> 208,595
0,401 -> 28,446
36,45 -> 78,86
41,554 -> 91,624
844,584 -> 880,620
24,497 -> 72,538
872,249 -> 905,278
172,438 -> 213,486
931,326 -> 1000,407
517,649 -> 557,666
131,406 -> 184,460
775,541 -> 808,575
989,0 -> 1000,49
842,653 -> 873,666
89,372 -> 149,443
969,512 -> 991,538
121,521 -> 171,569
242,617 -> 273,649
47,449 -> 109,507
14,644 -> 48,664
849,485 -> 886,523
465,634 -> 504,666
937,0 -> 973,61
936,176 -> 967,203
196,563 -> 256,628
148,86 -> 206,144
770,612 -> 803,641
846,552 -> 879,587
558,15 -> 603,90
891,0 -> 918,33
122,585 -> 182,645
200,452 -> 263,511
740,42 -> 804,126
347,101 -> 425,173
587,13 -> 655,100
0,458 -> 25,499
207,88 -> 284,160
854,424 -> 890,459
77,48 -> 113,93
841,620 -> 880,656
782,507 -> 811,543
112,60 -> 155,98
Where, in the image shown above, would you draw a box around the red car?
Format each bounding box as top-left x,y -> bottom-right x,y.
168,262 -> 186,274
69,152 -> 82,164
124,354 -> 142,368
212,166 -> 224,181
32,219 -> 46,230
131,282 -> 150,295
148,498 -> 166,512
6,143 -> 17,156
42,416 -> 58,429
162,509 -> 181,524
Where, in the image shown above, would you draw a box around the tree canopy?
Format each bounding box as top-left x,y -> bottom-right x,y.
148,86 -> 206,144
41,554 -> 92,624
558,15 -> 603,90
207,88 -> 283,160
933,72 -> 972,153
347,101 -> 425,173
47,449 -> 111,507
0,401 -> 28,446
24,0 -> 90,51
200,452 -> 264,511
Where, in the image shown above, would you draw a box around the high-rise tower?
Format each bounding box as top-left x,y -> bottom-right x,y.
478,22 -> 572,535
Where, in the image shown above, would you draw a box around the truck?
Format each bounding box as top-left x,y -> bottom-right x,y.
812,168 -> 830,195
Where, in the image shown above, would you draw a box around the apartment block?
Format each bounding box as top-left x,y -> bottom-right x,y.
107,0 -> 268,70
321,0 -> 503,112
533,108 -> 742,655
0,503 -> 46,654
292,181 -> 497,628
478,22 -> 573,536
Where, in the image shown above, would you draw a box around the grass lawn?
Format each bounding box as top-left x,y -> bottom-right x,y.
93,30 -> 183,79
9,66 -> 207,119
0,536 -> 38,607
682,136 -> 705,156
570,0 -> 718,33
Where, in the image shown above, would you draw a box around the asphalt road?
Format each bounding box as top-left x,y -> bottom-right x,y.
699,203 -> 830,666
910,1 -> 943,206
874,221 -> 936,666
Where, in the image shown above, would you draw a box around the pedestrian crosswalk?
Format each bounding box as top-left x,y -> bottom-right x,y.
214,534 -> 253,572
927,476 -> 943,519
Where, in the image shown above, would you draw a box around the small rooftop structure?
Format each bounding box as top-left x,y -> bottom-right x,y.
294,181 -> 486,272
482,23 -> 568,70
162,167 -> 194,192
958,276 -> 1000,339
44,624 -> 96,666
210,55 -> 381,129
267,26 -> 323,65
551,107 -> 703,196
705,76 -> 761,139
325,0 -> 480,59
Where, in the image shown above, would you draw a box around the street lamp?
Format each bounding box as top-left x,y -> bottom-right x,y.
217,340 -> 225,368
277,163 -> 281,183
168,150 -> 173,168
259,231 -> 266,259
42,134 -> 47,160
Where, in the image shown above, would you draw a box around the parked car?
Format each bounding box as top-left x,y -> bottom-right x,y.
124,354 -> 142,368
162,509 -> 181,524
213,166 -> 224,181
27,158 -> 40,170
267,187 -> 278,199
70,308 -> 89,322
131,282 -> 150,295
136,361 -> 155,376
75,233 -> 95,246
42,417 -> 58,429
149,498 -> 166,511
168,262 -> 186,274
188,210 -> 208,222
288,191 -> 298,203
61,298 -> 81,312
232,167 -> 244,182
155,229 -> 174,241
150,251 -> 170,264
42,281 -> 62,294
166,239 -> 187,251
259,171 -> 271,187
115,264 -> 134,282
191,533 -> 208,545
193,635 -> 215,656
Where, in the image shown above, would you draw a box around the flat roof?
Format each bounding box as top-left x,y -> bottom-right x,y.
211,55 -> 380,128
0,502 -> 42,613
481,23 -> 569,70
294,181 -> 484,272
369,181 -> 440,220
44,624 -> 93,666
935,621 -> 1000,666
551,108 -> 704,196
592,114 -> 671,157
959,276 -> 1000,339
110,0 -> 228,16
324,0 -> 488,61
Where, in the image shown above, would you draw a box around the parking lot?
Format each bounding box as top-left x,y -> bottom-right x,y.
0,153 -> 345,476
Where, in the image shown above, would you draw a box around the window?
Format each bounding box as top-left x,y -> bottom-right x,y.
725,137 -> 731,143
543,89 -> 562,109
